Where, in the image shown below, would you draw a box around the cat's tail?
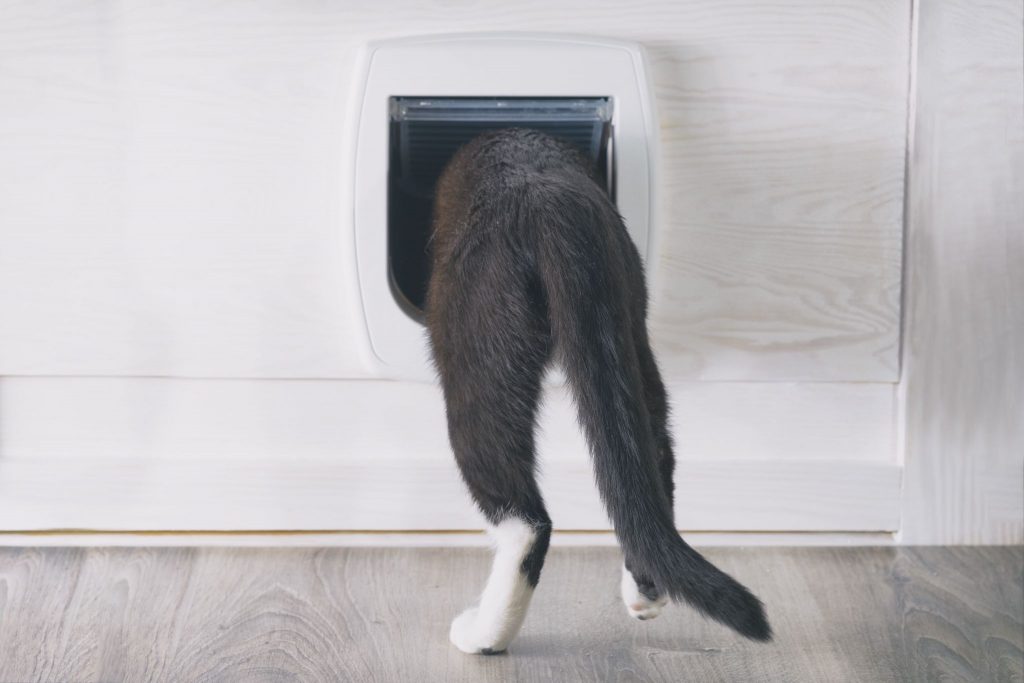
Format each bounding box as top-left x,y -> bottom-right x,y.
531,180 -> 771,642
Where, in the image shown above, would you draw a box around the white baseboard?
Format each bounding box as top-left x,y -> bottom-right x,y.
0,456 -> 900,532
0,531 -> 897,548
0,377 -> 899,533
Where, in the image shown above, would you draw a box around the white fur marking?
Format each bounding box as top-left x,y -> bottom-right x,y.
450,518 -> 536,654
620,563 -> 668,620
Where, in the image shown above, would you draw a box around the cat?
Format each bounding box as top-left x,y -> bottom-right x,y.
425,128 -> 771,654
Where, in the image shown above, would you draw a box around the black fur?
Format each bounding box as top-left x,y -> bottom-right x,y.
426,128 -> 771,642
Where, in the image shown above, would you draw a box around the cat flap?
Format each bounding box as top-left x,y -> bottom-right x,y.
349,34 -> 657,380
387,97 -> 615,314
390,97 -> 614,198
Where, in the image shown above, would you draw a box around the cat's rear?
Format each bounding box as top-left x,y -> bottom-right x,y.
426,128 -> 770,654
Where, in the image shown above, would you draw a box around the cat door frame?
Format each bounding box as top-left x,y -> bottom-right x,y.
347,33 -> 659,381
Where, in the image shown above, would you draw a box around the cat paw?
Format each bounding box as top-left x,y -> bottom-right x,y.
621,566 -> 669,621
625,597 -> 669,621
449,608 -> 506,655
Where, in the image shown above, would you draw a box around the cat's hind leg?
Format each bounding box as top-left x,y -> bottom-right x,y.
444,381 -> 551,654
620,320 -> 674,621
621,562 -> 670,620
450,513 -> 550,654
433,273 -> 552,654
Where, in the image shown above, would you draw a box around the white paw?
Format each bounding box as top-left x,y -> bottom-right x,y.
449,607 -> 506,655
621,565 -> 669,621
626,596 -> 668,621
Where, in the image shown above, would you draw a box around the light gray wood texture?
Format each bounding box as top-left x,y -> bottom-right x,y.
899,0 -> 1024,543
0,0 -> 907,381
0,546 -> 1020,682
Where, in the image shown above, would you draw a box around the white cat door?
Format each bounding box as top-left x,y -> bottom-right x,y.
347,33 -> 659,381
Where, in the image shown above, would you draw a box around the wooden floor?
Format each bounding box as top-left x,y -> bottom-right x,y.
0,546 -> 1020,682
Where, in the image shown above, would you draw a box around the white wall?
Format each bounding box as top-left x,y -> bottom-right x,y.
899,0 -> 1024,544
0,0 -> 907,381
0,0 -> 1019,541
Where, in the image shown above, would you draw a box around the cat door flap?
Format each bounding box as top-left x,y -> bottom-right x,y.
349,33 -> 658,380
390,97 -> 613,197
387,97 -> 615,315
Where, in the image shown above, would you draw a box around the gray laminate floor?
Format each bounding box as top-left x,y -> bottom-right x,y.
0,546 -> 1021,682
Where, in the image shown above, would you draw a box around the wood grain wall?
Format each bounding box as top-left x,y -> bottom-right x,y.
14,1 -> 1019,540
0,0 -> 909,381
899,0 -> 1024,543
